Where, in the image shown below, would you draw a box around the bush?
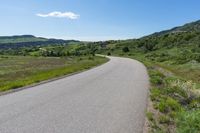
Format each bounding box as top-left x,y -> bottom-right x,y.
159,115 -> 170,124
157,97 -> 181,113
149,70 -> 165,85
149,70 -> 165,79
146,112 -> 154,121
88,56 -> 94,60
176,110 -> 200,133
150,88 -> 161,101
157,99 -> 168,113
189,98 -> 200,109
150,76 -> 163,85
166,97 -> 181,111
107,52 -> 111,56
122,47 -> 129,53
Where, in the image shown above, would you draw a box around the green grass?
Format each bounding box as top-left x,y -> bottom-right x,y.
146,112 -> 154,121
144,62 -> 200,133
176,110 -> 200,133
0,55 -> 108,92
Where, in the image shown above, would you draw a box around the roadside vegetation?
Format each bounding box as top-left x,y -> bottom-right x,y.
146,62 -> 200,133
94,20 -> 200,133
0,35 -> 109,92
0,55 -> 108,92
114,54 -> 200,133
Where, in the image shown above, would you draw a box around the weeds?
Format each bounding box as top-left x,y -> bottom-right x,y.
146,112 -> 154,121
146,64 -> 200,133
176,110 -> 200,133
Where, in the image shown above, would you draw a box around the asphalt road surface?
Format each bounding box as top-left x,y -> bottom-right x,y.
0,56 -> 149,133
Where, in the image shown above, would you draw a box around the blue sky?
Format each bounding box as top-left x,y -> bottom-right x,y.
1,0 -> 200,41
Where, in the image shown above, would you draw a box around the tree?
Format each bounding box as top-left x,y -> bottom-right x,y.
122,47 -> 129,53
144,43 -> 155,51
107,52 -> 111,56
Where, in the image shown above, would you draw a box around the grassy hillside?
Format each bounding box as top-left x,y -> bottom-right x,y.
0,35 -> 47,44
0,35 -> 80,49
151,20 -> 200,36
0,35 -> 100,57
95,20 -> 200,133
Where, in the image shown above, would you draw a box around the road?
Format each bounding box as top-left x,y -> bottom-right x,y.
0,56 -> 149,133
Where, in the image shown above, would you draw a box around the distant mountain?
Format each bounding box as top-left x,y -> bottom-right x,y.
0,35 -> 47,44
151,20 -> 200,37
0,35 -> 80,49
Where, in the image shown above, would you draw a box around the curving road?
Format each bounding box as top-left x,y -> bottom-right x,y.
0,56 -> 149,133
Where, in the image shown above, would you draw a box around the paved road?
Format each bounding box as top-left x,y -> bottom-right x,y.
0,56 -> 149,133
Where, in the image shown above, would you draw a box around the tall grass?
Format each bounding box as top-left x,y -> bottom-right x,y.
147,65 -> 200,133
0,56 -> 108,92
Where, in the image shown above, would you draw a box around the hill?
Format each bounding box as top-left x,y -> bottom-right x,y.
96,20 -> 200,133
151,20 -> 200,36
0,35 -> 80,49
100,20 -> 200,64
0,35 -> 47,44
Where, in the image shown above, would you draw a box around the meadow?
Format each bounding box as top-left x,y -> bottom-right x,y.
0,55 -> 108,92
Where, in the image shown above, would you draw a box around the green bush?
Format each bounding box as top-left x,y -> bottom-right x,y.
107,52 -> 111,56
150,88 -> 161,101
176,110 -> 200,133
157,97 -> 181,113
88,56 -> 94,60
166,97 -> 181,111
163,86 -> 187,98
189,98 -> 200,109
150,76 -> 163,85
122,47 -> 130,53
159,115 -> 170,124
146,112 -> 154,121
149,70 -> 165,85
156,99 -> 166,113
149,70 -> 165,79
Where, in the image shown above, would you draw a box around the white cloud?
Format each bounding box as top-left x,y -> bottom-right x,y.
36,11 -> 79,20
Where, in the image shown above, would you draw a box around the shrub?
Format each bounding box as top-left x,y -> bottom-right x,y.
149,70 -> 165,79
168,79 -> 198,105
150,88 -> 161,101
157,97 -> 181,113
157,99 -> 168,113
166,97 -> 181,111
122,47 -> 130,53
176,110 -> 200,133
159,115 -> 170,124
146,112 -> 154,121
150,76 -> 163,85
88,56 -> 94,60
188,98 -> 200,109
170,80 -> 196,95
149,70 -> 165,85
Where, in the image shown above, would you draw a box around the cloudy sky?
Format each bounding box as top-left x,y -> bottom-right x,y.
1,0 -> 200,41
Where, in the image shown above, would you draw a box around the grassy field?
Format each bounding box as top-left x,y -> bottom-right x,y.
0,55 -> 108,92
